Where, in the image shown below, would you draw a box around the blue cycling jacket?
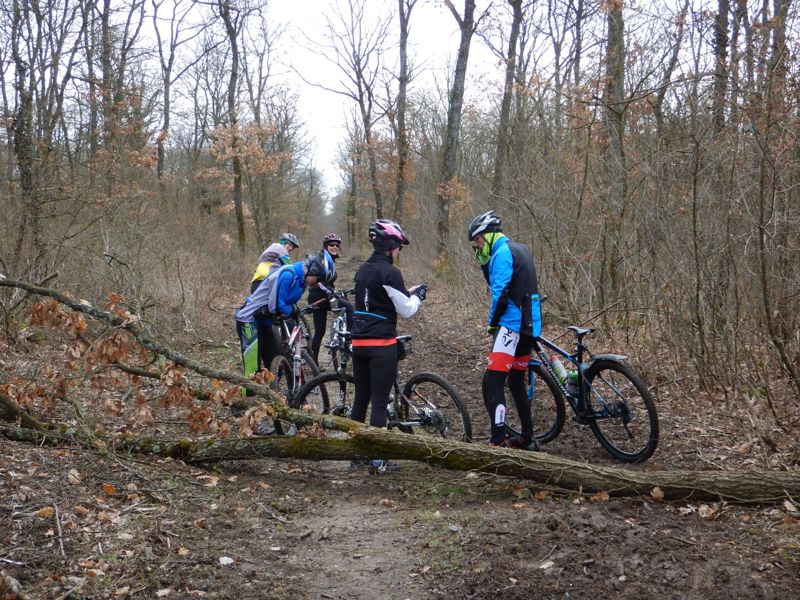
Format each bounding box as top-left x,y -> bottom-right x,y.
483,235 -> 539,335
236,261 -> 306,323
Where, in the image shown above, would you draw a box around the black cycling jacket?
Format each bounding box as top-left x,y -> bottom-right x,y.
352,252 -> 420,340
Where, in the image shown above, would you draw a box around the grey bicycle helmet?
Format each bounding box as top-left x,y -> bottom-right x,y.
467,210 -> 502,240
279,232 -> 300,248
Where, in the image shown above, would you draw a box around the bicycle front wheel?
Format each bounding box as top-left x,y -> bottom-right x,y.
529,363 -> 566,444
585,359 -> 659,463
400,372 -> 472,442
292,371 -> 355,415
269,351 -> 321,403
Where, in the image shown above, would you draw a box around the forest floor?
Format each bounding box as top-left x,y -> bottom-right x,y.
2,267 -> 800,599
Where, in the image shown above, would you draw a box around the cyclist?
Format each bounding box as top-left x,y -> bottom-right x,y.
250,233 -> 300,293
468,210 -> 540,450
306,233 -> 353,363
351,219 -> 427,474
236,249 -> 336,392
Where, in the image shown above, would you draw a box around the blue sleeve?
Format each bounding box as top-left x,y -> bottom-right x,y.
488,249 -> 513,326
276,271 -> 294,316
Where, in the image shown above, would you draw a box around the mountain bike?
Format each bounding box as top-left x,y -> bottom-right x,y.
508,325 -> 659,463
291,335 -> 472,442
315,285 -> 354,374
269,308 -> 322,403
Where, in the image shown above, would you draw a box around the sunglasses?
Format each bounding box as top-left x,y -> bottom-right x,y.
326,242 -> 341,248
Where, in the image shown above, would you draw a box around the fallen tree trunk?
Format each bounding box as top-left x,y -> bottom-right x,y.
2,277 -> 799,505
2,420 -> 799,504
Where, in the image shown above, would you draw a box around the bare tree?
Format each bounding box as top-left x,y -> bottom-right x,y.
436,0 -> 481,259
311,0 -> 392,218
393,0 -> 417,220
151,0 -> 210,196
216,0 -> 248,253
491,0 -> 524,199
600,0 -> 627,305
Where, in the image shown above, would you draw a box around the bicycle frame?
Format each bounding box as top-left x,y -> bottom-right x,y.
275,317 -> 309,394
530,331 -> 628,422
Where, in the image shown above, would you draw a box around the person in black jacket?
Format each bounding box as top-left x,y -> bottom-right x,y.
306,232 -> 350,363
351,219 -> 427,474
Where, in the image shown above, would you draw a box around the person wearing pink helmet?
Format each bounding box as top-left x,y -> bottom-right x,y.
350,219 -> 427,474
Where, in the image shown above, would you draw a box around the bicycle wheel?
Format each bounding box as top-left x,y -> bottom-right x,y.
585,359 -> 659,463
292,371 -> 355,415
400,372 -> 472,442
298,313 -> 313,342
269,351 -> 321,403
268,355 -> 294,401
529,363 -> 566,444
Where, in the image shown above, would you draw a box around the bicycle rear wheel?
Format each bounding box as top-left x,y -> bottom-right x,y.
292,371 -> 355,415
400,372 -> 472,442
585,359 -> 659,463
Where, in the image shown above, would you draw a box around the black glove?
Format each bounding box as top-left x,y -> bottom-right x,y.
413,285 -> 428,301
289,304 -> 300,319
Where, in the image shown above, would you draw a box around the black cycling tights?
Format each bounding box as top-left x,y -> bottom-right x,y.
482,368 -> 533,444
351,344 -> 398,428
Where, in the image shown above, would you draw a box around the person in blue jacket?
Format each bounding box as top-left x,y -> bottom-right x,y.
468,210 -> 541,450
236,250 -> 335,389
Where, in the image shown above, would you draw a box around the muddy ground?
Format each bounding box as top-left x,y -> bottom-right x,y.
2,274 -> 800,599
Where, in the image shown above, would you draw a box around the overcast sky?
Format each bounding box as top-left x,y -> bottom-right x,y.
267,0 -> 499,194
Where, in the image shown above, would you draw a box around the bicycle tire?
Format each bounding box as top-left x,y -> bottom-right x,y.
504,363 -> 565,445
530,363 -> 566,444
269,351 -> 321,403
584,359 -> 659,463
298,313 -> 313,342
292,371 -> 355,415
268,355 -> 294,401
400,372 -> 472,442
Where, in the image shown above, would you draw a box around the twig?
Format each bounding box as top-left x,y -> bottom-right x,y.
54,504 -> 67,562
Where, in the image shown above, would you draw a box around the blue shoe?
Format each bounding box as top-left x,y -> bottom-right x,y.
368,459 -> 400,475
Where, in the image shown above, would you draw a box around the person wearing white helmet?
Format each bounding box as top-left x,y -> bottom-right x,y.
468,210 -> 541,451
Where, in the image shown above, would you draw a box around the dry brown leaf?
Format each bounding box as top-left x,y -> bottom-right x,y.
102,483 -> 117,495
590,491 -> 610,502
379,498 -> 395,507
194,518 -> 207,529
34,506 -> 55,518
650,486 -> 665,501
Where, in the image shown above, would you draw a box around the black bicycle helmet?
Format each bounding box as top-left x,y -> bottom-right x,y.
368,219 -> 410,246
304,249 -> 336,282
467,210 -> 502,240
279,232 -> 300,248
